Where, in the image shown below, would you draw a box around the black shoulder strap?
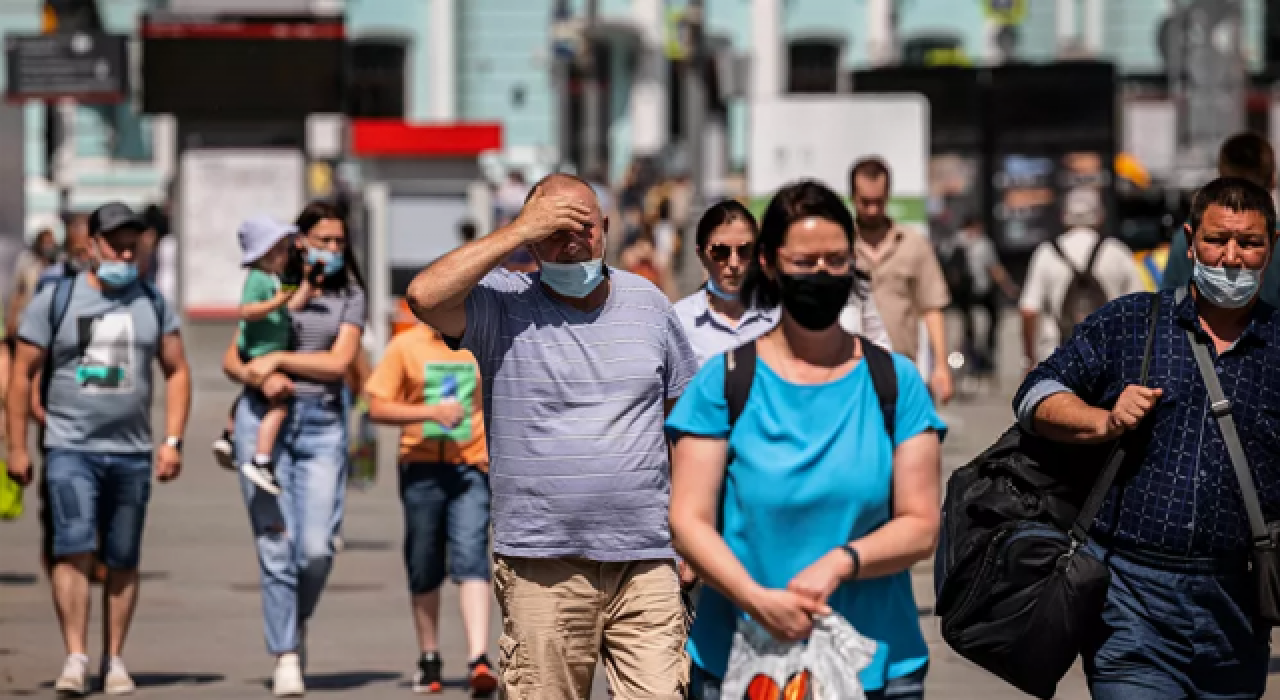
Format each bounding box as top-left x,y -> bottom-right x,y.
138,281 -> 167,330
1070,291 -> 1163,543
40,275 -> 78,406
860,336 -> 898,440
1049,238 -> 1079,277
724,340 -> 758,428
1083,235 -> 1106,275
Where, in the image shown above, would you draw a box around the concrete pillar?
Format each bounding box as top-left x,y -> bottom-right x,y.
428,0 -> 456,120
1082,0 -> 1103,55
630,0 -> 666,157
867,0 -> 895,67
751,0 -> 782,98
1056,0 -> 1078,54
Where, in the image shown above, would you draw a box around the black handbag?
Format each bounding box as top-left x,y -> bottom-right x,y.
935,292 -> 1162,700
1181,293 -> 1280,625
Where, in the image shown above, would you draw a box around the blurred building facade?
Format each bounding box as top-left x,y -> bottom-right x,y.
0,0 -> 1273,236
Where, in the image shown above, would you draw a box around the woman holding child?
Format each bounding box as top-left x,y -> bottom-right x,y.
222,201 -> 367,697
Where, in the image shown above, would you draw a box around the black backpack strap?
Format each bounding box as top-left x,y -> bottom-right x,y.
1083,234 -> 1106,275
138,281 -> 168,330
1069,291 -> 1163,544
1049,238 -> 1079,276
40,275 -> 78,408
860,336 -> 898,441
724,340 -> 758,429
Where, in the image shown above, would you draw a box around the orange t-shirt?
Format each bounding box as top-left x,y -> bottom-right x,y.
364,324 -> 489,468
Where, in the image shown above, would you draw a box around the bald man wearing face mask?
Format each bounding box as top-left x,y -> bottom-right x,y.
407,174 -> 699,699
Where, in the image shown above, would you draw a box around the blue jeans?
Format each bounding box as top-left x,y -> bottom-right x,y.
236,392 -> 348,655
400,462 -> 492,594
688,662 -> 928,699
44,449 -> 152,569
1083,541 -> 1270,700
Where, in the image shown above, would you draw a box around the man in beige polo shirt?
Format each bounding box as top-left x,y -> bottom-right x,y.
850,157 -> 954,404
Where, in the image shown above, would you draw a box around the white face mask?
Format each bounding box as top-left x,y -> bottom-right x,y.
1192,253 -> 1264,309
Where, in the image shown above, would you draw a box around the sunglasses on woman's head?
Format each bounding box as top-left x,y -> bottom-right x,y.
707,242 -> 754,263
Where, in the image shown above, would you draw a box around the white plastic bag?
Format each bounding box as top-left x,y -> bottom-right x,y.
720,613 -> 877,700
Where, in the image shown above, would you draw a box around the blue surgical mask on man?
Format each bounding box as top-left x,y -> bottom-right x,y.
536,235 -> 606,298
96,260 -> 138,289
1192,254 -> 1264,309
307,248 -> 345,276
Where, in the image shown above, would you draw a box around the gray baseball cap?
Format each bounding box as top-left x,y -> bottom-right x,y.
238,215 -> 297,267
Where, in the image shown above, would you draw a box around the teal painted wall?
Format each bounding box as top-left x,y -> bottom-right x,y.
458,0 -> 556,152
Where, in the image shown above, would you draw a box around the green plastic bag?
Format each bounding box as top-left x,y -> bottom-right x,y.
0,459 -> 23,521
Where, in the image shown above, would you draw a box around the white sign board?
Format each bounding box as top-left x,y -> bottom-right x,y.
179,149 -> 304,316
749,96 -> 929,198
1124,100 -> 1176,179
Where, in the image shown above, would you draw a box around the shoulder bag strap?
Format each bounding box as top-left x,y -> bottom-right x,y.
724,340 -> 758,429
859,337 -> 898,440
1183,318 -> 1270,546
1083,234 -> 1106,275
1070,292 -> 1163,543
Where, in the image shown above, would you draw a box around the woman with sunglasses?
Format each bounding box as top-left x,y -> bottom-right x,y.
667,181 -> 945,700
674,199 -> 891,367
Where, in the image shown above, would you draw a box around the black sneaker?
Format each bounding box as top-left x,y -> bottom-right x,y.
468,654 -> 497,698
212,430 -> 235,470
412,653 -> 442,694
241,456 -> 281,496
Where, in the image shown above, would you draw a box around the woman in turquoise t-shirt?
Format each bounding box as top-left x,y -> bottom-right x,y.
667,180 -> 946,700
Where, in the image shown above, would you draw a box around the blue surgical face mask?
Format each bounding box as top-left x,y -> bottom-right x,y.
307,248 -> 345,276
1192,255 -> 1264,309
539,258 -> 605,298
96,260 -> 138,289
705,276 -> 739,302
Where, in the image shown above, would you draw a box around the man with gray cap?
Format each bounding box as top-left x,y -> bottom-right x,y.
1018,187 -> 1145,366
5,201 -> 191,696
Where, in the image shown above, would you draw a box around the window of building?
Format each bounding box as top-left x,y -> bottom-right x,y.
787,39 -> 842,93
347,39 -> 407,118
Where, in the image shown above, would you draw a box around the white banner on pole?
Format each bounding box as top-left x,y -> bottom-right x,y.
179,149 -> 304,318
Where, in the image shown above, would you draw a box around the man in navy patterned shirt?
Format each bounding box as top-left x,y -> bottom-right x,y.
1015,177 -> 1280,700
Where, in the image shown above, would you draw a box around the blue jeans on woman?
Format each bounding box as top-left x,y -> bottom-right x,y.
236,391 -> 348,655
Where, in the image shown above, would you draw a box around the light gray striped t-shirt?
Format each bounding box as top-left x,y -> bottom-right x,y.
291,284 -> 366,400
462,267 -> 699,561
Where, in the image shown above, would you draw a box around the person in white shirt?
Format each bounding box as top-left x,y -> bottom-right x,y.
1019,188 -> 1145,366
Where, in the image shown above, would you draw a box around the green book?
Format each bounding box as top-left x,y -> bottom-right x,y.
423,362 -> 476,441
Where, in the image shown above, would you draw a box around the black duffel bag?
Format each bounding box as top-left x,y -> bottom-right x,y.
934,292 -> 1161,700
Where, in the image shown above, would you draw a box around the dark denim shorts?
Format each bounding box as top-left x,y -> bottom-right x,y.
688,662 -> 927,700
1083,541 -> 1271,700
399,462 -> 491,593
45,449 -> 152,569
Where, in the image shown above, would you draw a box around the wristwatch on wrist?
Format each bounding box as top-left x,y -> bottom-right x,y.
164,436 -> 184,452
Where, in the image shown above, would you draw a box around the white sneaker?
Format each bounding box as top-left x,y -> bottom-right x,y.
54,654 -> 89,697
241,461 -> 281,496
102,657 -> 136,696
272,653 -> 305,697
212,432 -> 236,470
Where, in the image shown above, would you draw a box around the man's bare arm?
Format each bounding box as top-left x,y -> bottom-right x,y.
405,189 -> 592,338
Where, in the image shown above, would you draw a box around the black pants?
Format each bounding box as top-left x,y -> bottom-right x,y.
958,290 -> 1001,375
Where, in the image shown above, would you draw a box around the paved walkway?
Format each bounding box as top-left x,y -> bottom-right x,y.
2,319 -> 1277,698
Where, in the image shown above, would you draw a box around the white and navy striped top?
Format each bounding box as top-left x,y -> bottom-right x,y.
462,267 -> 699,561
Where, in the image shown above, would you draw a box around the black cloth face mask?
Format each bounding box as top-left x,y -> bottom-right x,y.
777,271 -> 855,331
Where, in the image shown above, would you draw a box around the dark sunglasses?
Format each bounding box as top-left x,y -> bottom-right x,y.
707,242 -> 754,263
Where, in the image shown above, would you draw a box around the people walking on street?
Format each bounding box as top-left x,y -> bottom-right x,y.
849,157 -> 954,403
364,321 -> 496,696
234,216 -> 308,495
667,180 -> 946,700
1162,131 -> 1280,305
942,214 -> 1018,377
222,201 -> 366,698
5,201 -> 191,697
1018,188 -> 1144,366
1014,177 -> 1280,699
37,217 -> 93,289
674,199 -> 891,367
407,172 -> 699,699
6,226 -> 60,344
